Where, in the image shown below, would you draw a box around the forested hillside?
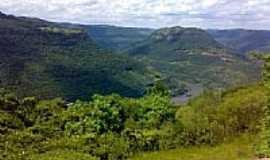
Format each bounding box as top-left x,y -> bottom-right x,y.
56,24 -> 263,96
126,26 -> 260,94
0,12 -> 155,101
72,24 -> 270,55
61,24 -> 154,52
208,29 -> 270,54
128,26 -> 224,56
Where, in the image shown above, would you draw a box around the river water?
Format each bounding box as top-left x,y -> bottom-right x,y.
172,84 -> 203,104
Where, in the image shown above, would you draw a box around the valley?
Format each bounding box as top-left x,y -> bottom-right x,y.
0,12 -> 156,101
0,11 -> 261,101
0,10 -> 270,160
77,25 -> 262,96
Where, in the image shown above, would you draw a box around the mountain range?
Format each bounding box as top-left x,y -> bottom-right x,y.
208,29 -> 270,54
125,26 -> 259,94
0,12 -> 265,100
77,24 -> 270,54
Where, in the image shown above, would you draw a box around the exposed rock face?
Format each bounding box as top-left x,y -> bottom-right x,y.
149,26 -> 185,41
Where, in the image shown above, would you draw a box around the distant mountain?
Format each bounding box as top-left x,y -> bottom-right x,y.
126,26 -> 260,94
2,11 -> 259,99
61,24 -> 155,52
62,23 -> 270,55
128,26 -> 225,57
208,29 -> 270,54
0,12 -> 155,100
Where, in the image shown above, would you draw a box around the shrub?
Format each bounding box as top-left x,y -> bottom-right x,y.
176,85 -> 267,146
91,132 -> 130,160
0,83 -> 267,160
63,94 -> 127,135
29,98 -> 66,137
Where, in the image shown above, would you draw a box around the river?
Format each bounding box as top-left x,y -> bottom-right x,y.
172,84 -> 203,104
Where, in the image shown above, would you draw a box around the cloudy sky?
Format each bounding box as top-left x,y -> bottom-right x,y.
0,0 -> 269,29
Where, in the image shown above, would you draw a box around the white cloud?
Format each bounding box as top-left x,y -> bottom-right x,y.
201,0 -> 219,7
0,0 -> 269,29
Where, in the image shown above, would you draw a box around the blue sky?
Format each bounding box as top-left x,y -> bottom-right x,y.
0,0 -> 269,29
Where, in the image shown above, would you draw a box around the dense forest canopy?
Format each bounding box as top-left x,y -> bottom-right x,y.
0,12 -> 156,101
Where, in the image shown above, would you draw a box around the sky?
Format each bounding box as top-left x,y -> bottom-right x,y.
0,0 -> 269,30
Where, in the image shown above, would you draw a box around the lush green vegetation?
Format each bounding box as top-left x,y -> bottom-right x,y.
0,12 -> 155,101
1,12 -> 270,160
130,135 -> 256,160
62,24 -> 270,56
128,26 -> 223,56
0,12 -> 261,101
126,26 -> 260,93
60,24 -> 262,96
61,24 -> 154,52
256,54 -> 270,157
0,82 -> 267,160
84,25 -> 154,52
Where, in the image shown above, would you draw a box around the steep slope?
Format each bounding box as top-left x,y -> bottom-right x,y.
208,29 -> 270,54
127,26 -> 260,95
61,24 -> 155,52
86,25 -> 154,51
128,26 -> 224,57
0,12 -> 154,101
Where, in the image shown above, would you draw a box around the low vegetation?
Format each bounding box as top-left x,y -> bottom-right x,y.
130,135 -> 256,160
0,81 -> 268,159
256,55 -> 270,157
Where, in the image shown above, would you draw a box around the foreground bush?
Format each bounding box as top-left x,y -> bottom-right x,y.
176,85 -> 267,146
0,83 -> 267,159
256,55 -> 270,157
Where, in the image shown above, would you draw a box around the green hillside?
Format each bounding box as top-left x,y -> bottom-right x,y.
127,26 -> 260,94
208,29 -> 270,54
61,24 -> 154,52
0,12 -> 155,101
128,26 -> 223,56
55,25 -> 260,96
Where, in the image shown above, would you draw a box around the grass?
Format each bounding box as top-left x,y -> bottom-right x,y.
29,150 -> 98,160
130,135 -> 256,160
